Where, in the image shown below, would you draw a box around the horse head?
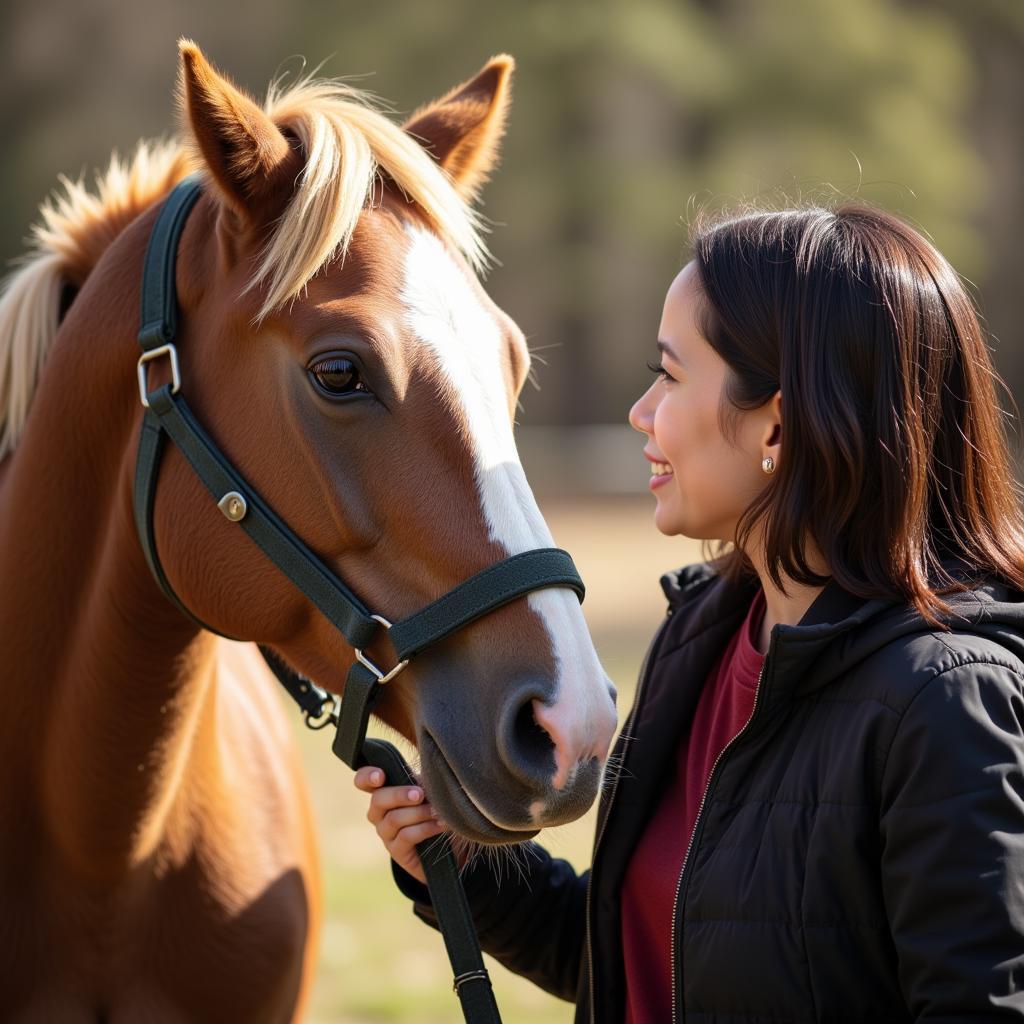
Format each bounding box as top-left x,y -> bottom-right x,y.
143,42 -> 618,844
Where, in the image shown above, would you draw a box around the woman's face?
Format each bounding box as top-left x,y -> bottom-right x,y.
629,261 -> 781,542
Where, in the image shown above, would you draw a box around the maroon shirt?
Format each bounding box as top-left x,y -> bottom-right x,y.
621,587 -> 767,1023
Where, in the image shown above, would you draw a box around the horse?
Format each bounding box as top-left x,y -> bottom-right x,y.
0,40 -> 618,1022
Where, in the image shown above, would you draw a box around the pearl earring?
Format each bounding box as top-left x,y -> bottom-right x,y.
762,456 -> 775,474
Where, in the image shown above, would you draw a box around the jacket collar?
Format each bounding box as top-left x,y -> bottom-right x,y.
658,556 -> 1024,702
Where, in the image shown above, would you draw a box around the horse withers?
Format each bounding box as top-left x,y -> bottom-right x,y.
0,41 -> 617,1022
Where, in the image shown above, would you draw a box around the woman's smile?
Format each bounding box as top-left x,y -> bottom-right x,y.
644,451 -> 674,489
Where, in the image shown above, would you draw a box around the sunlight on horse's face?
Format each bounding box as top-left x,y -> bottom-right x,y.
170,195 -> 618,843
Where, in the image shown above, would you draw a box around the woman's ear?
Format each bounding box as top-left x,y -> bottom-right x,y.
764,390 -> 783,452
403,55 -> 514,202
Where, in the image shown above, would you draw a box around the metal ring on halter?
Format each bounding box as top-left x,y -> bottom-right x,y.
137,344 -> 182,408
354,614 -> 410,685
452,969 -> 491,993
302,694 -> 338,730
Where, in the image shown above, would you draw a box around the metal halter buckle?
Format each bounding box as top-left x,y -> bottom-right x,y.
303,694 -> 338,731
354,614 -> 410,685
137,344 -> 182,408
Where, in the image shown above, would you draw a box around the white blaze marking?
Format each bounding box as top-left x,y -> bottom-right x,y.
401,227 -> 614,805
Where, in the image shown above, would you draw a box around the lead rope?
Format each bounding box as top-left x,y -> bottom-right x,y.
263,650 -> 502,1020
359,740 -> 501,1020
134,175 -> 598,1023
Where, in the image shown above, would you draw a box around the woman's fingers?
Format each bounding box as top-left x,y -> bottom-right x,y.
388,821 -> 447,885
352,768 -> 450,884
353,766 -> 385,792
365,784 -> 430,825
380,807 -> 448,886
390,818 -> 448,852
353,768 -> 428,824
377,803 -> 440,842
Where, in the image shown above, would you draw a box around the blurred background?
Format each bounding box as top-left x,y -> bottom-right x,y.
4,0 -> 1022,1020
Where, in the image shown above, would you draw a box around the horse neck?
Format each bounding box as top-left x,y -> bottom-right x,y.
0,243 -> 221,882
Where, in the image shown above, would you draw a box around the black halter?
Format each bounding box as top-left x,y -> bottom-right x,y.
132,175 -> 584,1022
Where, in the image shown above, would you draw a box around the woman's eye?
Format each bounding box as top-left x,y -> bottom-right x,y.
646,360 -> 674,382
308,357 -> 369,398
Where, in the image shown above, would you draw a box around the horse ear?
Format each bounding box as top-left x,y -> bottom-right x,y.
403,55 -> 514,201
176,39 -> 300,228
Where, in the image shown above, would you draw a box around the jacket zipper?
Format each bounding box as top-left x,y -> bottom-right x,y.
586,608 -> 674,1024
669,631 -> 775,1024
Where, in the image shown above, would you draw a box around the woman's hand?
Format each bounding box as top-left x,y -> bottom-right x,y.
353,766 -> 448,885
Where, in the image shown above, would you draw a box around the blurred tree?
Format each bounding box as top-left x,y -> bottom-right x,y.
2,0 -> 1017,430
903,0 -> 1024,442
293,0 -> 996,424
0,0 -> 306,272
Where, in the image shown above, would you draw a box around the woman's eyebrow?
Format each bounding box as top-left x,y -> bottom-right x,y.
657,339 -> 683,363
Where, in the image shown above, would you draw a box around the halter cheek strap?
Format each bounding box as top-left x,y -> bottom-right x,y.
133,175 -> 586,1024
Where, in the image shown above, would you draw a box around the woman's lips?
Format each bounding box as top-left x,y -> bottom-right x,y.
649,460 -> 674,490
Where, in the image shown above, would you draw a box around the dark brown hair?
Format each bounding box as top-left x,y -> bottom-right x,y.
690,201 -> 1024,627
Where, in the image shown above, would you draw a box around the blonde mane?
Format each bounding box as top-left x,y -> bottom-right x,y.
250,73 -> 489,322
0,70 -> 489,460
0,141 -> 196,460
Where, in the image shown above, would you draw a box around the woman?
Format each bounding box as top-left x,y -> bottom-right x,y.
355,202 -> 1024,1021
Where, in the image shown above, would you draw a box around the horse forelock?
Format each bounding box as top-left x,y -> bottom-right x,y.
241,74 -> 491,324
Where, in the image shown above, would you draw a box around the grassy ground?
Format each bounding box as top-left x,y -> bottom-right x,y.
295,497 -> 703,1023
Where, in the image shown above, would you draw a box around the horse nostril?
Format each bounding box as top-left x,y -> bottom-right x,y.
498,682 -> 611,794
494,687 -> 558,790
511,697 -> 557,777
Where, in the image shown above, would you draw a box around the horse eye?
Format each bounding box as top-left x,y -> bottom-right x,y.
308,357 -> 369,398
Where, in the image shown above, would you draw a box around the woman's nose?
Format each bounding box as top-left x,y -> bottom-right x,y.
628,383 -> 656,434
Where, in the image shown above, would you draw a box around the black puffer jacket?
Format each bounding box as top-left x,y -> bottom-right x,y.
396,561 -> 1024,1022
